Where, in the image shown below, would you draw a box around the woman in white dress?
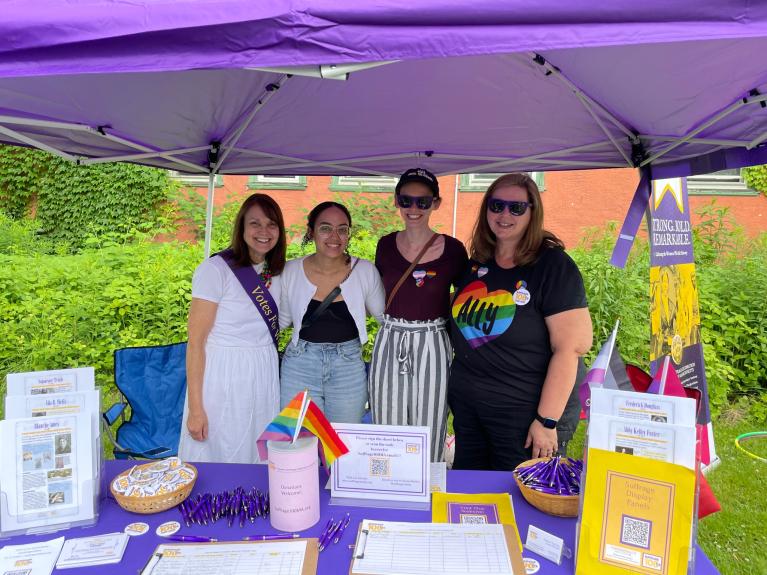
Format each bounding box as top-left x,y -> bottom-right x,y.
178,194 -> 286,463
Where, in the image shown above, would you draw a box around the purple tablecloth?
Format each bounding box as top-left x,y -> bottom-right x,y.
2,460 -> 720,574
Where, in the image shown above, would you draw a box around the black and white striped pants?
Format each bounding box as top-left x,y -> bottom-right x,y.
368,315 -> 452,462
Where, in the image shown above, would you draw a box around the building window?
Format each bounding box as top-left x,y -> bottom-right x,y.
329,175 -> 398,192
168,171 -> 223,187
247,175 -> 307,190
459,172 -> 545,192
686,169 -> 758,196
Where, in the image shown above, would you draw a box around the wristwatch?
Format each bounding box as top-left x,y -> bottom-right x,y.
535,413 -> 558,429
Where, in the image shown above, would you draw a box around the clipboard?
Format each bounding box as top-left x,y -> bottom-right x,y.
348,522 -> 525,575
140,538 -> 319,575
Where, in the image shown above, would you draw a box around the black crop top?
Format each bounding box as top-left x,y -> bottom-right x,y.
298,299 -> 359,343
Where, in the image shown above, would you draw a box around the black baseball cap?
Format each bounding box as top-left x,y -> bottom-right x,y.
395,168 -> 440,198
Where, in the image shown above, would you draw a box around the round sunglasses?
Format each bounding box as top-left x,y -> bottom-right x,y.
487,198 -> 531,216
396,194 -> 435,210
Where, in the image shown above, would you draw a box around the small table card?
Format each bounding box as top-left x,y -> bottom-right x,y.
330,423 -> 430,509
525,524 -> 569,565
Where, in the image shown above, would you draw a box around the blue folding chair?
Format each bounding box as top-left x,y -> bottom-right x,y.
102,342 -> 187,459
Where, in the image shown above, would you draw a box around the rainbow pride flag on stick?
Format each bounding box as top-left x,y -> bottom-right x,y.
256,391 -> 349,468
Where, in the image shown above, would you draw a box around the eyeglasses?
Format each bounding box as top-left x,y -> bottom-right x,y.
396,194 -> 435,210
316,224 -> 351,238
487,198 -> 531,216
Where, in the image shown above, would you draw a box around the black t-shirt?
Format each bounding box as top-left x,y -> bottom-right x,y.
375,232 -> 468,321
448,246 -> 588,413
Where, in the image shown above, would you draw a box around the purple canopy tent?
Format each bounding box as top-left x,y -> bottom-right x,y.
1,0 -> 766,254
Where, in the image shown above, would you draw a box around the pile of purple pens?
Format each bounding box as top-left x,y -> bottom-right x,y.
318,513 -> 351,552
178,487 -> 270,528
513,456 -> 583,496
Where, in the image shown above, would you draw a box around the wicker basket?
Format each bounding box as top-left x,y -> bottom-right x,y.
110,463 -> 197,514
513,457 -> 579,518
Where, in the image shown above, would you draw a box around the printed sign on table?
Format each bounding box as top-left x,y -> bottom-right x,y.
330,424 -> 430,509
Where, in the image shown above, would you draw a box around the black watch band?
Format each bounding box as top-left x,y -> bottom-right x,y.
535,413 -> 558,429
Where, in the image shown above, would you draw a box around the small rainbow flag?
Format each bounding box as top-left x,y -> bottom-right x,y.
256,391 -> 349,468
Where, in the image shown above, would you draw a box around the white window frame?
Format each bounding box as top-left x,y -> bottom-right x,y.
168,170 -> 222,187
686,169 -> 758,196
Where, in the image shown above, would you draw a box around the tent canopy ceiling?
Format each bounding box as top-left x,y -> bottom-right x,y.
1,1 -> 766,178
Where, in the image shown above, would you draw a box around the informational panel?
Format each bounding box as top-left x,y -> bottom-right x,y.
647,177 -> 716,466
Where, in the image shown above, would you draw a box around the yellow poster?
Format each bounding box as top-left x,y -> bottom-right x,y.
649,263 -> 701,364
576,449 -> 695,575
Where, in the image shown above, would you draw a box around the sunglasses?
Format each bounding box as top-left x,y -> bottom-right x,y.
396,194 -> 435,210
316,224 -> 351,238
487,198 -> 531,216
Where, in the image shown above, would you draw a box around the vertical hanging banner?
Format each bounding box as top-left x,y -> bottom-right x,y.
648,177 -> 716,466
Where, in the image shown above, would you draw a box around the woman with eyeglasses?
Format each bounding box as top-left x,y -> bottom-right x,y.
368,168 -> 468,463
279,201 -> 385,422
448,173 -> 593,470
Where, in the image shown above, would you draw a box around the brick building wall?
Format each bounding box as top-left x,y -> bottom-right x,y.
184,169 -> 766,248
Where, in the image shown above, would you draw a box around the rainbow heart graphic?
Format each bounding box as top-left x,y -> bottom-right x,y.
452,280 -> 516,348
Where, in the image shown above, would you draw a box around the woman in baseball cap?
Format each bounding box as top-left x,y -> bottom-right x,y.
368,168 -> 468,463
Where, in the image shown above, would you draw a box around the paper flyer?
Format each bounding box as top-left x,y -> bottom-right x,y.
0,536 -> 65,574
6,367 -> 95,396
588,415 -> 696,470
0,413 -> 95,531
576,448 -> 696,575
590,388 -> 696,426
56,532 -> 129,568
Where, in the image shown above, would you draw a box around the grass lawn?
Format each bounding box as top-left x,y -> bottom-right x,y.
566,414 -> 767,575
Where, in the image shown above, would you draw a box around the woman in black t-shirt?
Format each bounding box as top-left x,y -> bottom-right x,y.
369,168 -> 468,463
448,173 -> 593,470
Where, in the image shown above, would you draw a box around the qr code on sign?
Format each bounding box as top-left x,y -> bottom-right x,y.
459,514 -> 487,524
620,515 -> 652,549
369,457 -> 391,477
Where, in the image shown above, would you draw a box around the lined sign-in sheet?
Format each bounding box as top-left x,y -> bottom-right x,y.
351,520 -> 514,575
141,541 -> 309,575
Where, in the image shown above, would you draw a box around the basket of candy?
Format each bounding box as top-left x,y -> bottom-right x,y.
110,457 -> 197,514
513,456 -> 582,517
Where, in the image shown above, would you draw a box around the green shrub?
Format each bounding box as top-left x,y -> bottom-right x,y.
0,240 -> 200,418
570,205 -> 767,421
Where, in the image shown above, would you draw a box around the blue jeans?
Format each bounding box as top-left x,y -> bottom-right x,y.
280,339 -> 368,424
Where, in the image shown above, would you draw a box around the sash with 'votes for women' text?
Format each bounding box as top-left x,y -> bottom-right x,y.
216,249 -> 279,348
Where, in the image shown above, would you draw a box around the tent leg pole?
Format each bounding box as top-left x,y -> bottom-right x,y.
203,173 -> 215,258
451,174 -> 459,238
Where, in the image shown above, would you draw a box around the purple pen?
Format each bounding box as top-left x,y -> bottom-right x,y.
319,520 -> 341,551
333,514 -> 351,544
317,517 -> 334,550
164,534 -> 218,543
242,533 -> 300,541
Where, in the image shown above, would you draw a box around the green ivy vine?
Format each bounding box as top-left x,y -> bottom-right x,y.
0,145 -> 174,249
743,164 -> 767,197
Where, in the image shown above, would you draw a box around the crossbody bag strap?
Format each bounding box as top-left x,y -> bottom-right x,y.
301,257 -> 360,329
385,233 -> 439,313
216,249 -> 279,348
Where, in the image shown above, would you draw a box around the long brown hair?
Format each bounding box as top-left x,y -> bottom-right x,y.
229,193 -> 287,274
469,173 -> 564,266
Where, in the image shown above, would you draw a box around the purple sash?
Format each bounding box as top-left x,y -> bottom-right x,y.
216,249 -> 279,348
